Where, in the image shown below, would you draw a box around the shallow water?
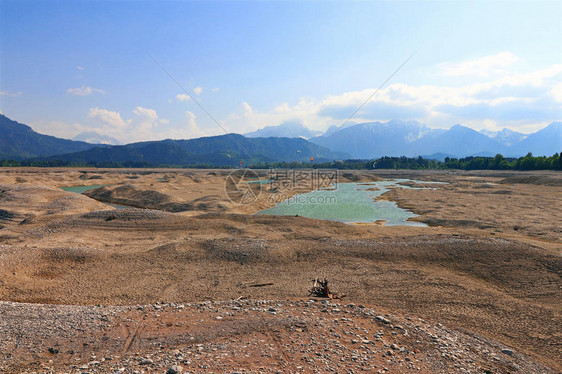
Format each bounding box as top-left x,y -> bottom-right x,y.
60,185 -> 107,194
247,179 -> 273,184
256,179 -> 437,226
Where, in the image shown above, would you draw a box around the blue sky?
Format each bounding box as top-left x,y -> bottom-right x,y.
1,0 -> 561,143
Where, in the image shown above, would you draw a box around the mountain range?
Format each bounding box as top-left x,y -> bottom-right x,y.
42,134 -> 346,166
242,119 -> 560,159
310,120 -> 561,159
0,114 -> 560,165
0,114 -> 345,165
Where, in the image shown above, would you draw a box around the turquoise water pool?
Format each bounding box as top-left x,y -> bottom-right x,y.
60,185 -> 107,194
247,179 -> 274,184
256,179 -> 435,226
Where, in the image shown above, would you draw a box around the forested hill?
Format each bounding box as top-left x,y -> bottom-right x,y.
39,134 -> 348,166
0,114 -> 100,159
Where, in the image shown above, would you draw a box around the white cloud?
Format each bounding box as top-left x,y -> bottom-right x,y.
183,111 -> 206,138
194,86 -> 203,95
84,106 -> 214,142
77,66 -> 84,71
67,86 -> 105,96
242,102 -> 253,114
129,106 -> 174,140
228,97 -> 332,134
500,64 -> 562,87
144,111 -> 215,140
439,51 -> 519,78
225,54 -> 561,134
133,106 -> 158,121
211,88 -> 220,92
0,90 -> 22,97
176,93 -> 191,102
28,105 -> 218,143
551,82 -> 562,102
88,107 -> 129,128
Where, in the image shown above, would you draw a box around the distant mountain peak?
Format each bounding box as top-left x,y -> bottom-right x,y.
245,121 -> 322,139
73,131 -> 121,145
544,121 -> 562,129
310,119 -> 434,159
480,127 -> 528,146
449,124 -> 470,131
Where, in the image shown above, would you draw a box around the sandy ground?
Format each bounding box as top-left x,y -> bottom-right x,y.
0,168 -> 560,373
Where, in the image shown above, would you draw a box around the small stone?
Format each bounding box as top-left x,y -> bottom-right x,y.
501,349 -> 514,356
140,358 -> 153,365
375,316 -> 390,324
167,365 -> 183,374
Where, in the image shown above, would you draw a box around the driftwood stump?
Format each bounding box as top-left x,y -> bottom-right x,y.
308,278 -> 345,299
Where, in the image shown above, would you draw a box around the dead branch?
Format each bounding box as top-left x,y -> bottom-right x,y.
247,282 -> 274,288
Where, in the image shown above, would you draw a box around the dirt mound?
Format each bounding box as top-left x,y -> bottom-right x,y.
79,208 -> 174,222
84,184 -> 194,212
0,208 -> 16,222
500,175 -> 562,186
0,184 -> 109,216
0,208 -> 19,229
192,195 -> 228,211
42,246 -> 102,263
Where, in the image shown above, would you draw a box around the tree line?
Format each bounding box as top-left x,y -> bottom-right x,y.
0,152 -> 560,170
251,152 -> 561,170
